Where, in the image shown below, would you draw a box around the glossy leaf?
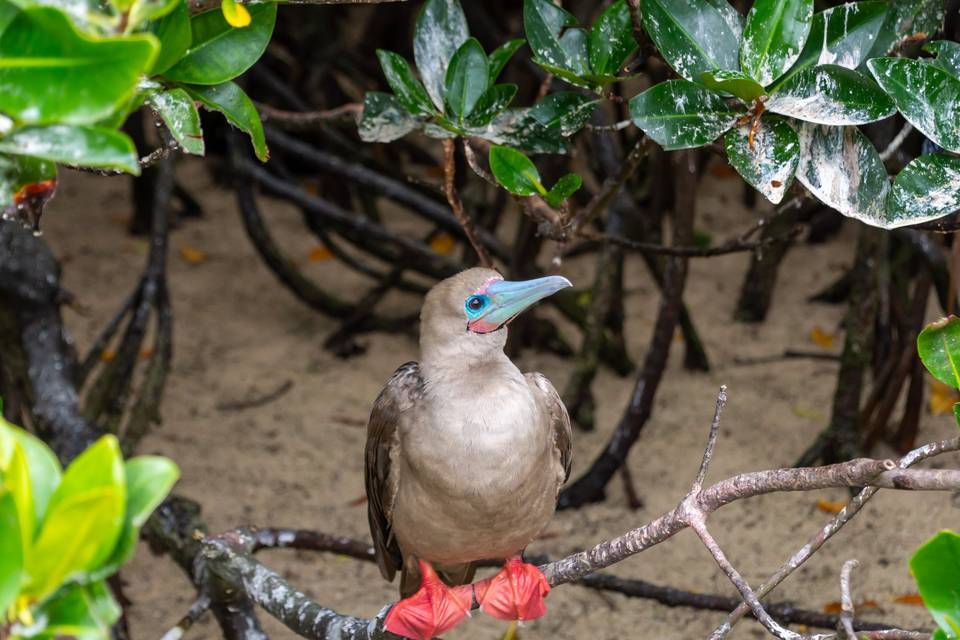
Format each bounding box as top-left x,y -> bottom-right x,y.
0,7 -> 157,125
868,57 -> 960,153
163,2 -> 276,85
357,92 -> 420,143
889,155 -> 960,228
523,0 -> 577,73
414,0 -> 468,110
145,88 -> 204,156
0,1 -> 15,38
639,0 -> 739,82
488,38 -> 524,83
795,122 -> 889,227
489,145 -> 545,196
0,126 -> 140,175
628,79 -> 739,150
918,318 -> 960,389
183,81 -> 267,162
5,445 -> 33,552
741,0 -> 814,86
150,1 -> 190,75
724,116 -> 799,204
2,420 -> 61,523
465,84 -> 517,128
445,38 -> 488,121
0,488 -> 23,617
588,0 -> 636,78
868,0 -> 944,58
128,0 -> 179,31
469,108 -> 568,154
27,580 -> 120,638
528,91 -> 598,135
925,40 -> 960,78
375,49 -> 435,116
766,65 -> 896,125
700,70 -> 766,102
544,172 -> 582,208
706,0 -> 742,40
559,27 -> 590,77
0,154 -> 56,209
43,435 -> 124,521
910,530 -> 960,638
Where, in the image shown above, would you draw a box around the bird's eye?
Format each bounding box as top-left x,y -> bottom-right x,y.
466,295 -> 486,313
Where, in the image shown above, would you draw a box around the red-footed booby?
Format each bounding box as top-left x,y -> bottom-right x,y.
365,267 -> 573,640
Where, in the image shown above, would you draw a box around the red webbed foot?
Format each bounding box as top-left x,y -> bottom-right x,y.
474,557 -> 550,622
384,560 -> 473,640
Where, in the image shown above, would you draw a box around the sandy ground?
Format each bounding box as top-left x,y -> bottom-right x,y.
40,155 -> 959,640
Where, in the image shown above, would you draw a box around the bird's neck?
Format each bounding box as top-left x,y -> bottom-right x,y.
419,347 -> 522,391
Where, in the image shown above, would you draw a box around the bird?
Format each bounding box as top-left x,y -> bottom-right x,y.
365,267 -> 573,640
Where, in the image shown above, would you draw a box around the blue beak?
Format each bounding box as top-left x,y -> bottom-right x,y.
467,275 -> 572,334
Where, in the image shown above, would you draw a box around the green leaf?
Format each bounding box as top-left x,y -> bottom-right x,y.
0,7 -> 158,125
183,81 -> 267,162
0,1 -> 17,38
145,88 -> 204,156
523,0 -> 577,74
489,145 -> 545,196
628,79 -> 740,150
357,91 -> 420,143
414,0 -> 469,111
163,2 -> 276,85
766,65 -> 896,125
795,122 -> 889,227
918,318 -> 960,389
5,445 -> 33,552
868,57 -> 960,153
0,487 -> 23,616
488,39 -> 524,84
706,0 -> 742,40
375,49 -> 435,116
889,155 -> 960,228
925,40 -> 960,78
868,0 -> 944,59
558,27 -> 590,77
94,456 -> 179,578
588,0 -> 636,78
740,0 -> 814,86
149,1 -> 190,75
42,435 -> 124,523
27,580 -> 120,639
127,0 -> 178,31
0,126 -> 140,175
544,172 -> 582,208
910,530 -> 960,638
469,108 -> 567,154
777,1 -> 889,88
0,154 -> 56,209
724,116 -> 799,204
444,38 -> 489,121
700,70 -> 766,102
527,92 -> 598,136
533,60 -> 596,90
639,0 -> 739,82
954,403 -> 960,430
465,83 -> 517,128
1,420 -> 61,524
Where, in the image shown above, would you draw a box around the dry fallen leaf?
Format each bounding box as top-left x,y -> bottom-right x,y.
140,347 -> 155,360
180,245 -> 208,265
429,233 -> 456,255
823,600 -> 878,614
893,593 -> 925,606
816,499 -> 846,514
100,349 -> 115,362
308,245 -> 333,262
810,326 -> 835,349
929,380 -> 960,416
792,405 -> 826,422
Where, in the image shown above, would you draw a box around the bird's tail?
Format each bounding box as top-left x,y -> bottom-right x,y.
400,561 -> 476,598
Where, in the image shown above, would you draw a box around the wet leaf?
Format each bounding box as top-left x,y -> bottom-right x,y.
375,50 -> 435,116
868,0 -> 944,58
0,126 -> 139,175
523,0 -> 577,75
183,81 -> 267,162
150,2 -> 190,75
918,317 -> 960,389
544,173 -> 582,208
489,145 -> 545,196
928,380 -> 959,417
465,84 -> 517,128
639,0 -> 740,82
910,530 -> 960,637
868,57 -> 960,153
724,116 -> 798,204
628,79 -> 740,150
795,122 -> 889,227
414,0 -> 469,110
466,108 -> 568,154
741,0 -> 814,86
444,38 -> 489,121
527,92 -> 598,136
357,92 -> 420,143
179,244 -> 207,264
588,0 -> 636,78
889,154 -> 960,227
700,70 -> 767,102
816,498 -> 846,514
145,88 -> 204,156
925,41 -> 960,78
488,39 -> 524,84
0,7 -> 157,125
766,64 -> 895,125
163,2 -> 275,85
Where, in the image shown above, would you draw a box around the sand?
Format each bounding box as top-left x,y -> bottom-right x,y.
40,156 -> 959,640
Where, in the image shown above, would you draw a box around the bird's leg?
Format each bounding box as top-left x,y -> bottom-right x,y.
384,560 -> 473,640
473,556 -> 550,622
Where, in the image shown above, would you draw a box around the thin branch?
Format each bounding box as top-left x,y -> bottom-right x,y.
159,595 -> 212,640
694,386 -> 727,489
256,103 -> 362,130
839,560 -> 859,640
879,122 -> 914,162
442,138 -> 493,267
577,221 -> 802,257
569,136 -> 650,233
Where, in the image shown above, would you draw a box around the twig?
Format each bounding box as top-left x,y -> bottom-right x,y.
879,123 -> 914,162
159,595 -> 212,640
569,136 -> 649,233
695,386 -> 727,489
216,380 -> 294,412
256,103 -> 362,130
69,136 -> 179,177
577,222 -> 802,257
442,139 -> 493,267
839,560 -> 859,640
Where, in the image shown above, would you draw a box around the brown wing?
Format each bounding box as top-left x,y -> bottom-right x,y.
526,372 -> 573,483
365,362 -> 423,582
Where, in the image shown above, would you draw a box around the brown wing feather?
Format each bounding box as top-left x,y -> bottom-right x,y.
365,362 -> 423,582
526,372 -> 573,483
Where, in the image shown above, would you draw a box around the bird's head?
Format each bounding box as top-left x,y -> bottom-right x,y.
420,267 -> 572,364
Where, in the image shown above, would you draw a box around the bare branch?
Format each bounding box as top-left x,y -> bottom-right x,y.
839,560 -> 859,640
694,386 -> 727,489
159,596 -> 212,640
256,103 -> 362,130
442,138 -> 493,267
